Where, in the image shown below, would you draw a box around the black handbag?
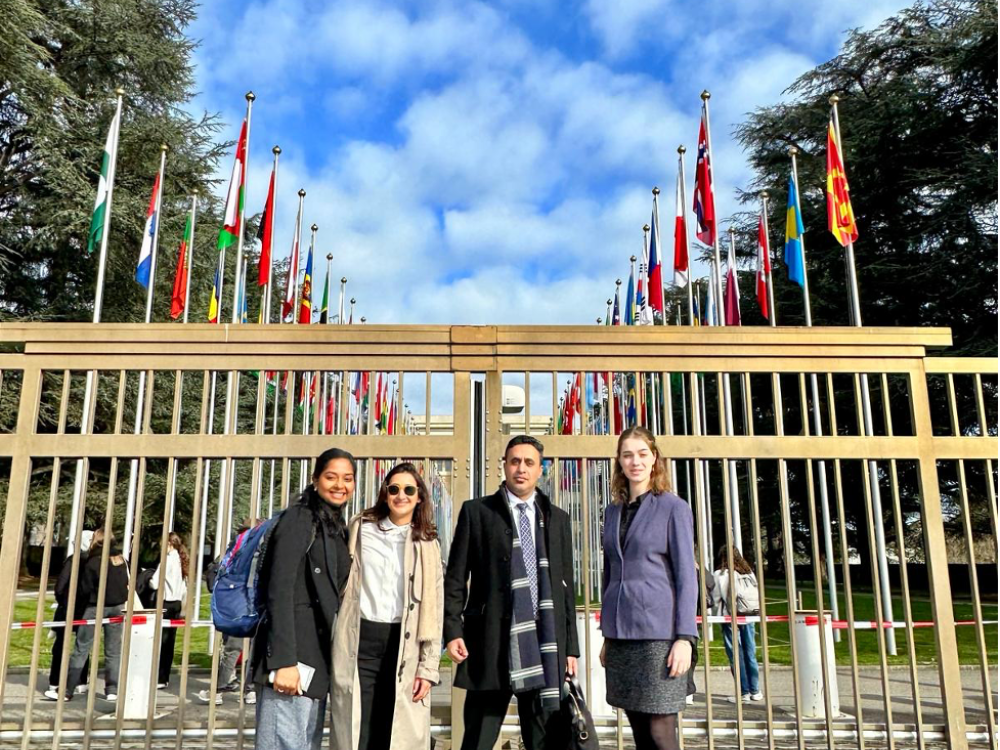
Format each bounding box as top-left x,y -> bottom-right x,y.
560,676 -> 600,750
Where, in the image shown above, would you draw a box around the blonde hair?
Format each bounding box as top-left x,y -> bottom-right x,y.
611,425 -> 671,503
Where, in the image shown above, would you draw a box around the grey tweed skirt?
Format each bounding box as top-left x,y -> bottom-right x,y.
605,639 -> 689,714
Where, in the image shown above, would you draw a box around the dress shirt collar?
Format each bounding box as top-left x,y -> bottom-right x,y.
505,486 -> 537,513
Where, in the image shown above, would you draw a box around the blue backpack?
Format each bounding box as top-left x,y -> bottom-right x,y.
210,511 -> 314,637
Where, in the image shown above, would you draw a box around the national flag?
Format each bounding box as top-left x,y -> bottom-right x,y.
692,288 -> 701,327
88,109 -> 119,255
135,172 -> 161,288
624,266 -> 635,326
756,213 -> 771,319
298,241 -> 313,324
648,203 -> 664,321
170,212 -> 193,319
826,118 -> 859,246
282,228 -> 300,321
693,110 -> 716,247
218,120 -> 247,256
612,288 -> 621,326
784,173 -> 806,287
373,372 -> 383,428
724,240 -> 741,326
257,167 -> 276,287
208,256 -> 223,324
319,268 -> 329,324
673,168 -> 689,286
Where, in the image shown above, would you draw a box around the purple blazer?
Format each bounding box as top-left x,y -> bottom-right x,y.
601,491 -> 698,641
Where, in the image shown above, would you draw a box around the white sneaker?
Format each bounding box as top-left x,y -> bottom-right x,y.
243,690 -> 256,705
105,692 -> 117,701
157,682 -> 169,689
75,684 -> 88,694
42,688 -> 68,702
750,691 -> 764,701
726,694 -> 751,703
196,689 -> 223,706
685,695 -> 694,705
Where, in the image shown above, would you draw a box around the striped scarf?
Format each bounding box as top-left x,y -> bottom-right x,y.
508,504 -> 561,710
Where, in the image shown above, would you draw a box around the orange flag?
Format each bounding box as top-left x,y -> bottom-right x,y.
826,118 -> 859,246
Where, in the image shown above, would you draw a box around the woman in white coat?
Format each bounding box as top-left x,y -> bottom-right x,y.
332,462 -> 444,750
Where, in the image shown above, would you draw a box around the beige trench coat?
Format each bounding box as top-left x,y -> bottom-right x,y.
331,515 -> 444,750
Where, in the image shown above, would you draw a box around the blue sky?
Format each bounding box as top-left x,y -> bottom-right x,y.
187,0 -> 909,325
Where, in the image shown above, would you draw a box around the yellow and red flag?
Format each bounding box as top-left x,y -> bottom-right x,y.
826,118 -> 859,246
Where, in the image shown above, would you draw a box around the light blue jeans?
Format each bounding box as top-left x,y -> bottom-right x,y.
721,623 -> 760,696
255,686 -> 326,749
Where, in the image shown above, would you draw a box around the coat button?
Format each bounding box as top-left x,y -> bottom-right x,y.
505,529 -> 511,535
315,567 -> 321,574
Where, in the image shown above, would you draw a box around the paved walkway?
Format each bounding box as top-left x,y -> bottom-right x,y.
1,665 -> 994,747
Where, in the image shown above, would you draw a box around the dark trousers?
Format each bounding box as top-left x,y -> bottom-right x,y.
357,619 -> 401,750
158,600 -> 183,685
461,688 -> 558,750
49,605 -> 88,687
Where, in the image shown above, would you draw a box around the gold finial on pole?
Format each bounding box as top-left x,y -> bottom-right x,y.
160,143 -> 168,152
700,90 -> 711,101
326,253 -> 333,261
789,145 -> 799,156
341,277 -> 347,284
350,297 -> 356,304
678,145 -> 686,154
311,223 -> 318,232
615,279 -> 622,286
246,91 -> 256,102
630,255 -> 637,262
298,188 -> 306,197
273,145 -> 281,155
760,191 -> 769,200
652,186 -> 660,196
115,87 -> 126,96
829,94 -> 840,104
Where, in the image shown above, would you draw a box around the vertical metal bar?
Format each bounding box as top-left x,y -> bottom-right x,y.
20,372 -> 72,748
946,375 -> 996,747
826,374 -> 866,750
742,373 -> 775,750
524,372 -> 531,435
0,366 -> 42,717
771,370 -> 806,750
972,373 -> 999,546
425,371 -> 432,437
580,458 -> 592,707
450,371 -> 472,749
174,372 -> 212,749
880,373 -> 925,749
907,364 -> 967,749
80,370 -> 128,750
852,375 -> 896,750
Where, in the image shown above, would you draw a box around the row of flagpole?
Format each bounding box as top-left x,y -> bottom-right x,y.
589,90 -> 895,651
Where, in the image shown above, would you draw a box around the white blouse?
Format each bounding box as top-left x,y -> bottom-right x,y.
359,519 -> 410,623
152,548 -> 187,603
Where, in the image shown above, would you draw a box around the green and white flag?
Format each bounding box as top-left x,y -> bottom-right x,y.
87,110 -> 120,255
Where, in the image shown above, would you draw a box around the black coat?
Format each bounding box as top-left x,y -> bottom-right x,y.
251,497 -> 349,699
444,486 -> 580,691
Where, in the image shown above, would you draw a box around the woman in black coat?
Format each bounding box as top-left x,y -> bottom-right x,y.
252,448 -> 355,750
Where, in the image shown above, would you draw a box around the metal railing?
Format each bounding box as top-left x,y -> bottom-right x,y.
0,323 -> 994,749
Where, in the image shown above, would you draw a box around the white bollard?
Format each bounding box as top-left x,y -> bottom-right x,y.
792,610 -> 840,719
576,609 -> 613,718
122,609 -> 157,719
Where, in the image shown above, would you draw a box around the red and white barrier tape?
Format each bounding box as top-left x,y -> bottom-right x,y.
12,614 -> 997,631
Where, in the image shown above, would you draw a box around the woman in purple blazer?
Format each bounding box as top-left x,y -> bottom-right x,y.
600,426 -> 698,750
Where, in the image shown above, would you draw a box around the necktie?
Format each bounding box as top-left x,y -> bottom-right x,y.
517,502 -> 538,617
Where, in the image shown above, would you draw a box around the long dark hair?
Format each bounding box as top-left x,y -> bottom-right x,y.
715,545 -> 754,575
298,447 -> 357,536
167,532 -> 190,579
362,462 -> 438,542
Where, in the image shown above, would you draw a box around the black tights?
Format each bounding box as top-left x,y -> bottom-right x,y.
625,711 -> 680,750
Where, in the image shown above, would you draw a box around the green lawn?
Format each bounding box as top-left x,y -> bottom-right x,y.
579,583 -> 997,668
9,583 -> 997,670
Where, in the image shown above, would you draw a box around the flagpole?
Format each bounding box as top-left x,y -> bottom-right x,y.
677,147 -> 694,325
182,192 -> 198,324
264,145 -> 281,324
701,89 -> 742,550
230,92 -> 255,324
760,192 -> 776,325
829,96 -> 896,653
298,225 -> 318,491
321,253 -> 333,435
122,143 -> 168,560
339,277 -> 347,326
68,88 -> 125,555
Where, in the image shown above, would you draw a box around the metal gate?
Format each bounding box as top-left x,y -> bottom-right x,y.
0,323 -> 995,749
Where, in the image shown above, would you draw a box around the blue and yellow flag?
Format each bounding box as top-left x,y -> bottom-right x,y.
208,255 -> 223,323
784,173 -> 806,287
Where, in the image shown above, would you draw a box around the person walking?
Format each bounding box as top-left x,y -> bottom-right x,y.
43,530 -> 93,700
251,448 -> 355,750
62,528 -> 129,701
600,426 -> 697,750
710,545 -> 762,703
444,435 -> 579,750
331,462 -> 444,750
150,532 -> 189,689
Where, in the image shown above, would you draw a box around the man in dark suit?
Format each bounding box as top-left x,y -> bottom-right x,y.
444,435 -> 579,750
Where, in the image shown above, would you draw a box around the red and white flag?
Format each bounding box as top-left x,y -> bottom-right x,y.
755,212 -> 771,319
692,109 -> 716,247
673,167 -> 689,286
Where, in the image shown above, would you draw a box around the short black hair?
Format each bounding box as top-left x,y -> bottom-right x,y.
504,434 -> 544,459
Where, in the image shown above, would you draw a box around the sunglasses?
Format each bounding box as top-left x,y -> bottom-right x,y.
387,484 -> 418,497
